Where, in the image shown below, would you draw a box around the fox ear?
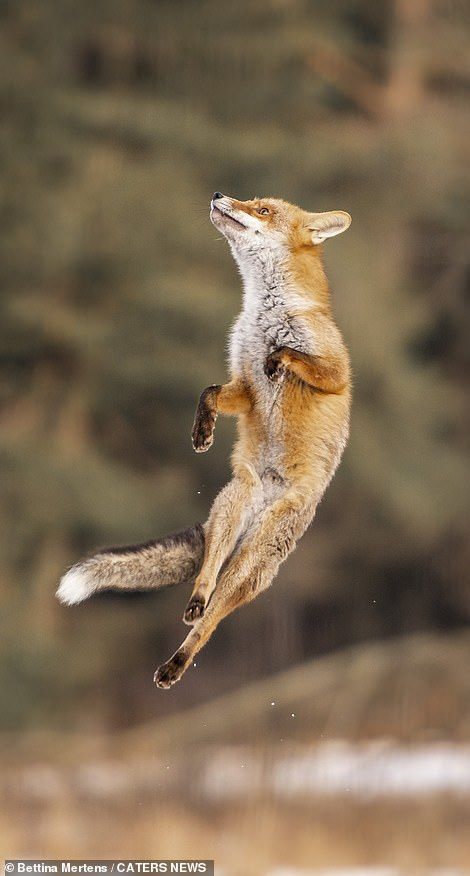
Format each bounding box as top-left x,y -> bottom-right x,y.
308,211 -> 351,245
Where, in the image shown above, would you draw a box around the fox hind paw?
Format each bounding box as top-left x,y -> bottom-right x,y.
183,595 -> 206,625
154,650 -> 188,689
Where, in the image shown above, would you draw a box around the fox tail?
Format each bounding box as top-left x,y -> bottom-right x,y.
56,524 -> 205,606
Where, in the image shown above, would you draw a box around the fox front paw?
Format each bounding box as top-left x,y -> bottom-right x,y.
154,649 -> 188,689
264,350 -> 286,383
183,594 -> 206,625
192,412 -> 216,453
192,387 -> 220,453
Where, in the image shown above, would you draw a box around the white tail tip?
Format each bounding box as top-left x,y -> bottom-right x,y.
56,565 -> 94,605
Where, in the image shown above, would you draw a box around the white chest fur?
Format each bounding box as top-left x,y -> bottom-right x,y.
229,273 -> 314,380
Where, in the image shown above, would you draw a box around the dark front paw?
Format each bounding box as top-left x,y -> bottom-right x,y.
192,412 -> 216,452
154,650 -> 188,689
191,387 -> 219,452
183,594 -> 206,625
264,350 -> 285,383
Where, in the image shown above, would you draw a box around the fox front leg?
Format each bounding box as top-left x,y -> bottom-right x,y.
191,379 -> 252,452
265,347 -> 348,394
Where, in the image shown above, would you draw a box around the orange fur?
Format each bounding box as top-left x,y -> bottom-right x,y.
154,195 -> 352,687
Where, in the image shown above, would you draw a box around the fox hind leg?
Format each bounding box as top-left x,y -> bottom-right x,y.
156,492 -> 313,688
183,467 -> 263,625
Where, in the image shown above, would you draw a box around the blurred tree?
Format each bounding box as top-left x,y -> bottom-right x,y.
0,0 -> 468,730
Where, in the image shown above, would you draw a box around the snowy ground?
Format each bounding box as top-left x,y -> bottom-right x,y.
4,741 -> 470,868
8,740 -> 470,802
202,741 -> 470,801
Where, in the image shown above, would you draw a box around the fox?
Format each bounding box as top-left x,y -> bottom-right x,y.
57,192 -> 352,688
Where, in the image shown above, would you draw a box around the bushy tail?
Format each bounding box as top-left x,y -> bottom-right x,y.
56,524 -> 205,606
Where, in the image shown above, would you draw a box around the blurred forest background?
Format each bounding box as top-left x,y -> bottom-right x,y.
1,0 -> 469,870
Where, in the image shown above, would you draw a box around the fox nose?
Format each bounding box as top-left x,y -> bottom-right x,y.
212,191 -> 224,200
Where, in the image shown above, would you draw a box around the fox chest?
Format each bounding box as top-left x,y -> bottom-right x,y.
231,304 -> 309,365
229,304 -> 313,422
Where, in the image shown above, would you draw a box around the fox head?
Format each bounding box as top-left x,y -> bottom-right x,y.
210,192 -> 351,276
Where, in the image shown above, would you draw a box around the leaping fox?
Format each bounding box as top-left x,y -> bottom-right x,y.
57,192 -> 352,688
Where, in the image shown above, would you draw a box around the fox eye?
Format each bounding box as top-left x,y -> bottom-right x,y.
257,207 -> 270,215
